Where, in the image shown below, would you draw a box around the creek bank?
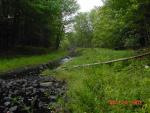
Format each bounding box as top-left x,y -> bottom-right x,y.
0,49 -> 78,113
0,56 -> 70,113
0,56 -> 72,80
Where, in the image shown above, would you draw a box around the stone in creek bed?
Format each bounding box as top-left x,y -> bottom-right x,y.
0,105 -> 5,110
4,102 -> 10,106
9,106 -> 18,112
4,97 -> 11,101
40,82 -> 53,87
50,95 -> 57,102
26,86 -> 34,90
38,101 -> 46,108
39,88 -> 45,93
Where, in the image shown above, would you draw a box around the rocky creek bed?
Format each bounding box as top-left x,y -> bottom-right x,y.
0,76 -> 66,113
0,56 -> 74,113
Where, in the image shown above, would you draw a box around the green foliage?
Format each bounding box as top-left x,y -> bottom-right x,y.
43,48 -> 150,113
74,13 -> 93,47
0,0 -> 79,51
68,0 -> 150,49
99,0 -> 150,49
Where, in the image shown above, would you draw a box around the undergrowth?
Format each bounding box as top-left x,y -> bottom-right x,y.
43,48 -> 150,113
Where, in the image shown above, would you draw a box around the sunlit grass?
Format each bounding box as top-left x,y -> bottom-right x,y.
43,48 -> 150,113
0,50 -> 67,73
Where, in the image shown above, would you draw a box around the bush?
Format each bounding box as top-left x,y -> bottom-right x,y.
124,37 -> 140,49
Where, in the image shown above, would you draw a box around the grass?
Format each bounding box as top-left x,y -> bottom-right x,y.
43,48 -> 150,113
0,50 -> 67,73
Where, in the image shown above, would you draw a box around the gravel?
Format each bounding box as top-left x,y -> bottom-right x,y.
0,76 -> 66,113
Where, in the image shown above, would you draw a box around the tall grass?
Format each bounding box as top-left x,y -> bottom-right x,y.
43,48 -> 150,113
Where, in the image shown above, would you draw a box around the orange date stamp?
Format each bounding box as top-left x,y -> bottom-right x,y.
108,100 -> 143,105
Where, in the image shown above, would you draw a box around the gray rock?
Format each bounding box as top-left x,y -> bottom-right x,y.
9,106 -> 18,112
4,102 -> 10,106
50,96 -> 57,102
40,82 -> 53,87
0,76 -> 66,113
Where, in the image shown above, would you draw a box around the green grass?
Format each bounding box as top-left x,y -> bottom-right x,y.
0,50 -> 67,73
43,48 -> 150,113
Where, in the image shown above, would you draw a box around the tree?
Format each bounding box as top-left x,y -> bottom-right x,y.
90,0 -> 150,49
0,0 -> 79,52
73,12 -> 93,47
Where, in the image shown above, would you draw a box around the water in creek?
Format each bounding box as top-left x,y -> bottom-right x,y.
60,56 -> 72,64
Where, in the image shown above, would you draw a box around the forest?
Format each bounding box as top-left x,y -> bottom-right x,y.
0,0 -> 150,52
0,0 -> 78,52
63,0 -> 150,49
0,0 -> 150,113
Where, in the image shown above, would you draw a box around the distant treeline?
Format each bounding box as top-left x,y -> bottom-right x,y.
0,0 -> 78,52
63,0 -> 150,49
